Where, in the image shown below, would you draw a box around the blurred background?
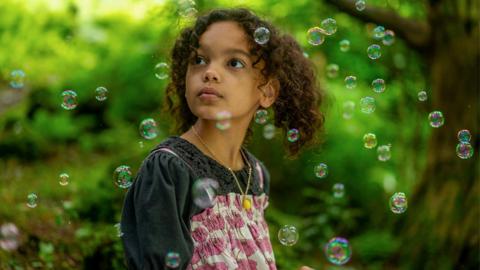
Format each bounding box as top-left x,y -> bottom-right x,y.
0,0 -> 478,269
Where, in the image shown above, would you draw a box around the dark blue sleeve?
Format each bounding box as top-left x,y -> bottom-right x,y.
121,151 -> 195,270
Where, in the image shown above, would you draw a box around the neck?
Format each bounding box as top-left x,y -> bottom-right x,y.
182,118 -> 250,170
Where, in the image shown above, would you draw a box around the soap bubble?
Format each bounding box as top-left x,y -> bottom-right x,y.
278,225 -> 299,246
373,26 -> 385,39
287,128 -> 300,142
326,64 -> 339,78
343,101 -> 355,119
333,183 -> 345,198
428,111 -> 444,128
303,52 -> 309,58
456,143 -> 474,159
367,44 -> 381,59
363,133 -> 377,149
59,173 -> 70,186
314,163 -> 328,178
139,118 -> 159,139
154,62 -> 169,80
457,129 -> 471,143
215,111 -> 232,130
360,96 -> 376,113
166,251 -> 181,268
178,0 -> 197,18
254,27 -> 270,45
114,223 -> 124,237
10,70 -> 26,89
263,124 -> 276,140
255,109 -> 268,124
324,237 -> 352,265
371,78 -> 386,93
61,90 -> 78,110
382,30 -> 395,46
320,18 -> 337,35
27,193 -> 38,208
307,27 -> 325,46
339,39 -> 350,52
377,145 -> 391,161
113,165 -> 134,189
418,91 -> 428,101
0,223 -> 20,251
345,75 -> 357,89
390,192 -> 408,214
355,0 -> 366,11
95,86 -> 108,101
192,178 -> 219,209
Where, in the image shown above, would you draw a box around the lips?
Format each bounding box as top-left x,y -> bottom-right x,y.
198,87 -> 222,97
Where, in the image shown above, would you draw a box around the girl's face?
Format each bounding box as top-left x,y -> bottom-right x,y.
185,21 -> 265,123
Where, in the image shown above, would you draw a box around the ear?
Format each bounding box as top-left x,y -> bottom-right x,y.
259,79 -> 280,108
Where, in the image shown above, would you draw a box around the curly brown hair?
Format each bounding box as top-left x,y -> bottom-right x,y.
164,8 -> 325,157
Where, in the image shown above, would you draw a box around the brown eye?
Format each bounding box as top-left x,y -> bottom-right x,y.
192,56 -> 206,65
228,59 -> 245,69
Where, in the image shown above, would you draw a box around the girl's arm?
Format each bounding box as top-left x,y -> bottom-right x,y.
121,151 -> 195,270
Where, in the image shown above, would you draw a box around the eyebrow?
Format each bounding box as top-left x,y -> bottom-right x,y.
197,46 -> 252,59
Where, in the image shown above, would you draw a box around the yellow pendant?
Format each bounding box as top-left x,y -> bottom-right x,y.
243,198 -> 251,210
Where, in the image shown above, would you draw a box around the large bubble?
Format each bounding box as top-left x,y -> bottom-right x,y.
192,178 -> 219,209
278,225 -> 299,246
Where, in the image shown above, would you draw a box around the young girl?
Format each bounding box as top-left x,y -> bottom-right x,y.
121,8 -> 323,270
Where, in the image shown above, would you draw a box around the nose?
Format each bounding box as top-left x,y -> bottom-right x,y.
203,69 -> 220,83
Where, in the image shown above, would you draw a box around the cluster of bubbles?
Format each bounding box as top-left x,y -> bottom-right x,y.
139,118 -> 159,139
165,251 -> 181,268
27,193 -> 38,208
371,78 -> 386,93
277,225 -> 299,246
215,111 -> 232,130
418,90 -> 428,101
456,129 -> 474,159
333,183 -> 345,198
389,192 -> 408,214
0,223 -> 20,251
287,128 -> 300,142
314,163 -> 328,179
254,27 -> 270,45
255,109 -> 269,124
307,18 -> 337,46
363,133 -> 377,149
192,178 -> 219,209
155,62 -> 170,80
10,70 -> 26,89
345,75 -> 357,89
324,237 -> 352,265
113,165 -> 134,189
360,96 -> 376,114
428,111 -> 445,128
59,173 -> 70,186
263,124 -> 276,140
377,144 -> 392,161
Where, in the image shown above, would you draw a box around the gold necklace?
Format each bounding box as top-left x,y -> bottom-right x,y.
191,126 -> 252,210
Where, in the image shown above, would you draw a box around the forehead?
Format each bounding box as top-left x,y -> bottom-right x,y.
198,21 -> 250,52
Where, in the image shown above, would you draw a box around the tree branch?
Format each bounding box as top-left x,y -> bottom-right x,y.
324,0 -> 431,51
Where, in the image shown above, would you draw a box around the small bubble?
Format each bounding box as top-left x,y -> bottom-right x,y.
314,163 -> 328,178
373,26 -> 385,39
95,86 -> 108,101
457,129 -> 471,143
113,165 -> 134,189
165,251 -> 181,268
367,44 -> 381,59
263,124 -> 276,140
287,129 -> 300,142
326,64 -> 339,78
307,27 -> 325,46
428,111 -> 444,128
320,18 -> 337,35
332,183 -> 345,198
278,225 -> 299,246
61,90 -> 78,110
215,111 -> 232,130
254,109 -> 268,124
192,178 -> 219,209
382,30 -> 395,46
371,78 -> 386,93
345,76 -> 357,89
254,27 -> 270,45
363,133 -> 377,149
27,193 -> 38,208
456,142 -> 474,159
139,118 -> 159,140
0,223 -> 20,251
325,237 -> 352,265
59,173 -> 70,186
360,96 -> 376,113
154,62 -> 169,80
355,0 -> 366,11
339,40 -> 350,52
114,223 -> 124,237
377,145 -> 391,161
10,70 -> 26,89
343,101 -> 355,120
390,192 -> 408,214
418,91 -> 428,101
